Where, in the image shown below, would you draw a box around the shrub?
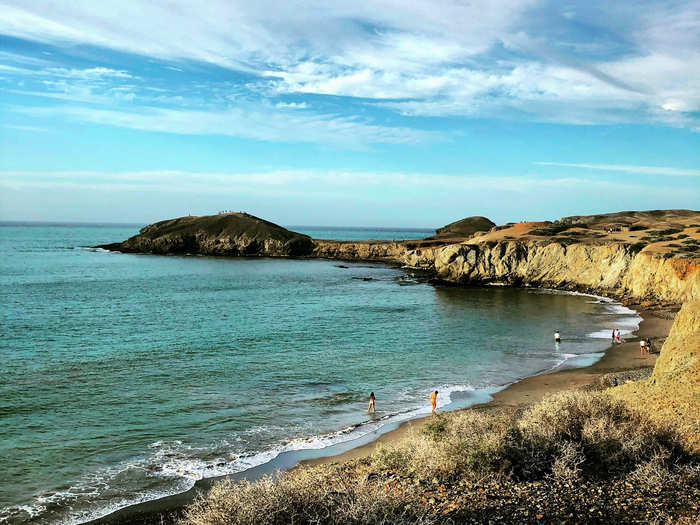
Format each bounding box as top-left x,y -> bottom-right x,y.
181,393 -> 697,525
530,222 -> 587,236
628,242 -> 647,254
514,392 -> 691,480
181,466 -> 435,525
629,224 -> 648,231
657,228 -> 683,235
421,415 -> 449,440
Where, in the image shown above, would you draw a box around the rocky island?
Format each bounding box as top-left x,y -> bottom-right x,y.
99,212 -> 314,256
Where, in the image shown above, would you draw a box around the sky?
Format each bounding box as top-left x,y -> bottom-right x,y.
0,1 -> 698,228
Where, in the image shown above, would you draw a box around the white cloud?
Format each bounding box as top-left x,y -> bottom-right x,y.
275,101 -> 308,109
45,66 -> 133,79
15,105 -> 439,146
535,162 -> 700,177
0,168 -> 682,194
1,0 -> 699,129
2,169 -> 696,225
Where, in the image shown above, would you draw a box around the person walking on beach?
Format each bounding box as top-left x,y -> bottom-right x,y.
430,390 -> 438,414
554,330 -> 561,343
367,392 -> 375,413
640,338 -> 646,355
615,329 -> 621,344
612,329 -> 616,343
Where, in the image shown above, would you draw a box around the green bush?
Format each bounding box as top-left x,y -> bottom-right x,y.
421,415 -> 449,440
628,242 -> 647,254
529,222 -> 587,236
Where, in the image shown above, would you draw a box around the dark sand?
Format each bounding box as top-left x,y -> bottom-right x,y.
85,309 -> 672,525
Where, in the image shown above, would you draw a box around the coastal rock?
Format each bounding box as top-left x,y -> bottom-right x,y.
103,209 -> 700,305
106,212 -> 314,257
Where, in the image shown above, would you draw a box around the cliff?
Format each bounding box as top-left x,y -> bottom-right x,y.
101,212 -> 314,256
610,300 -> 700,449
311,210 -> 700,305
425,240 -> 699,304
103,209 -> 700,305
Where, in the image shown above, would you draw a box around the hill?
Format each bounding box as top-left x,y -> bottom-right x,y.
100,212 -> 314,256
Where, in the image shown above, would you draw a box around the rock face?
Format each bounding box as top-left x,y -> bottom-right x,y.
110,212 -> 314,256
426,240 -> 699,304
312,240 -> 405,261
434,216 -> 495,237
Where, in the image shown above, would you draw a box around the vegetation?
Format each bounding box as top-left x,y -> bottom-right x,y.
181,392 -> 698,525
529,222 -> 587,236
628,241 -> 648,254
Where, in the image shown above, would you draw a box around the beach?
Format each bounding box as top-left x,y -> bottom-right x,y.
85,305 -> 674,525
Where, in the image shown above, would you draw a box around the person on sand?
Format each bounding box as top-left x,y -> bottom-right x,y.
554,331 -> 561,343
640,338 -> 646,355
612,329 -> 616,343
430,390 -> 438,414
615,329 -> 621,344
646,338 -> 653,354
367,392 -> 375,413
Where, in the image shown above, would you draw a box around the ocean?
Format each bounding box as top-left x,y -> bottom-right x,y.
0,223 -> 641,525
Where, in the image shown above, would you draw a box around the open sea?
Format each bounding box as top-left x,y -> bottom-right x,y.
0,223 -> 642,525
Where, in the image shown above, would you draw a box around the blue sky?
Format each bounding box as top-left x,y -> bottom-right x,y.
0,1 -> 698,227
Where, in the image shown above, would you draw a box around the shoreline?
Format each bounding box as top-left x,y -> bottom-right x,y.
84,303 -> 674,525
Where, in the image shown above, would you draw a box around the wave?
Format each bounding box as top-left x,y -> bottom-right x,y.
73,246 -> 114,253
7,383 -> 493,525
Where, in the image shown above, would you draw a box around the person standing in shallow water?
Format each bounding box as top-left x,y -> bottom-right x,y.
430,390 -> 438,413
367,392 -> 375,413
554,330 -> 561,343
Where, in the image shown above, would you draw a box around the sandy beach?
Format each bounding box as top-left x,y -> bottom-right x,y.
299,307 -> 672,468
85,306 -> 674,525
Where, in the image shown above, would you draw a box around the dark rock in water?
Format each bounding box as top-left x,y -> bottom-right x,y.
96,212 -> 314,257
335,265 -> 350,269
434,216 -> 495,238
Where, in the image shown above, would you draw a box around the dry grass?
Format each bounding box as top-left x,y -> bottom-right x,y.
372,392 -> 692,483
180,464 -> 435,525
180,392 -> 698,525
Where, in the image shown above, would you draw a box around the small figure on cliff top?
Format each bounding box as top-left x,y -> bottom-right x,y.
554,331 -> 561,343
367,392 -> 375,413
430,390 -> 438,413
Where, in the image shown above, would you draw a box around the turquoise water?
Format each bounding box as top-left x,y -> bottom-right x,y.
0,223 -> 641,525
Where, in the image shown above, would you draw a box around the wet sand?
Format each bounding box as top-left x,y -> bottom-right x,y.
85,309 -> 672,525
